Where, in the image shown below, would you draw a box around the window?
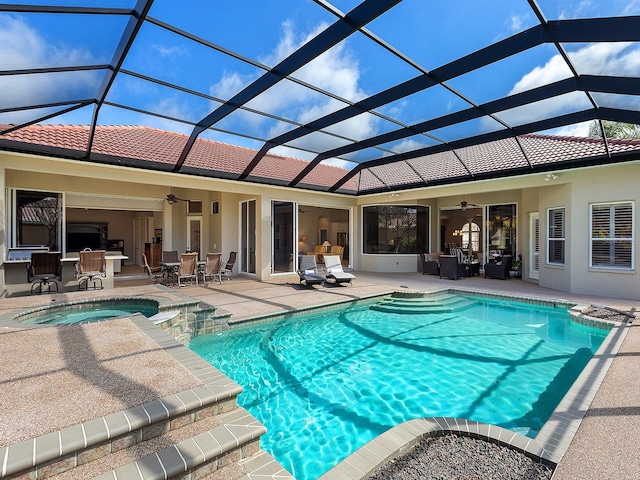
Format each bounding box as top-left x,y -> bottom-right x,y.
461,221 -> 480,253
547,207 -> 565,265
187,200 -> 202,214
363,205 -> 429,254
12,190 -> 62,251
590,202 -> 634,269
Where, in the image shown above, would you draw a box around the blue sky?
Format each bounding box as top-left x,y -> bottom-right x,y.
2,0 -> 640,168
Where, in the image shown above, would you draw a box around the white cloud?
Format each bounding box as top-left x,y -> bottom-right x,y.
208,20 -> 376,153
210,70 -> 251,101
507,14 -> 525,33
624,0 -> 640,15
153,44 -> 189,59
508,54 -> 573,95
497,42 -> 640,133
548,121 -> 592,137
268,144 -> 354,170
392,138 -> 429,154
0,14 -> 101,123
321,157 -> 355,169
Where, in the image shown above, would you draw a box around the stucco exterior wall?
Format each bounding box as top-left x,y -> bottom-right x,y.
567,163 -> 639,300
2,149 -> 640,299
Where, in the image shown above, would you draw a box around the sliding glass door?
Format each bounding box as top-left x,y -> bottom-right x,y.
272,201 -> 295,273
240,199 -> 256,274
485,203 -> 517,260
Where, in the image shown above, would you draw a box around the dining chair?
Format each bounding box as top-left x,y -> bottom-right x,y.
177,252 -> 198,287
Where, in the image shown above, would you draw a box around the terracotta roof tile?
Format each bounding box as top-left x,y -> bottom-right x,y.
3,124 -> 640,195
458,138 -> 528,174
0,124 -> 350,189
406,151 -> 470,182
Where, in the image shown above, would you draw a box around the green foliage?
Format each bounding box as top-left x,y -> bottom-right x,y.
588,121 -> 640,139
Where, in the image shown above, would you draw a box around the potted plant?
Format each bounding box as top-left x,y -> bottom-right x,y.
510,256 -> 522,277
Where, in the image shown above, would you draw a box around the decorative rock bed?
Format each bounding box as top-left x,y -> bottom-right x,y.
369,434 -> 553,480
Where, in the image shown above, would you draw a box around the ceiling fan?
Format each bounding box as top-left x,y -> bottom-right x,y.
459,196 -> 480,211
166,194 -> 188,204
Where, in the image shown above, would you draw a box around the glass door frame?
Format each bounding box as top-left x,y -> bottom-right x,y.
484,203 -> 518,263
271,200 -> 297,275
529,212 -> 540,280
240,199 -> 256,275
186,216 -> 202,259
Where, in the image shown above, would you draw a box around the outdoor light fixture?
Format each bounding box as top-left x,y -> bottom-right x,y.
544,173 -> 558,181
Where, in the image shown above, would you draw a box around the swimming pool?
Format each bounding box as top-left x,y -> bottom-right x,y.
16,299 -> 159,325
188,294 -> 609,480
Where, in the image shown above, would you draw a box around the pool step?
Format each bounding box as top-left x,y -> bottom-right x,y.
370,294 -> 477,314
88,408 -> 270,480
0,381 -> 268,480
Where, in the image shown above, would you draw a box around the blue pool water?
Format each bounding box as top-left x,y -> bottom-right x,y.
18,302 -> 158,324
188,295 -> 609,480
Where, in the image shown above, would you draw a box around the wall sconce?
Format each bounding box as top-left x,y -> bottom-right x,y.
544,173 -> 558,182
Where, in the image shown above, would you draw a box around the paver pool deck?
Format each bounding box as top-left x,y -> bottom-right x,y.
1,269 -> 639,479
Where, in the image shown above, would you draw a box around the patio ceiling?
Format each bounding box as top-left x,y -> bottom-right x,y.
2,0 -> 640,195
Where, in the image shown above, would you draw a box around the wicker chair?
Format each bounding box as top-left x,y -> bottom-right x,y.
484,255 -> 513,280
439,255 -> 466,280
421,252 -> 442,275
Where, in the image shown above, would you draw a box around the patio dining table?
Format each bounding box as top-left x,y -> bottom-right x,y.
158,261 -> 179,286
158,260 -> 206,286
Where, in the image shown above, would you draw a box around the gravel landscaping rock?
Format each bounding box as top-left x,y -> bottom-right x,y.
581,305 -> 635,323
369,434 -> 553,480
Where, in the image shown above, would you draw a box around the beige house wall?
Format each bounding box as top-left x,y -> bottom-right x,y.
566,163 -> 640,300
2,149 -> 640,299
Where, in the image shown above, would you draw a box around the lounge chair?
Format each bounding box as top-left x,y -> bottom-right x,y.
330,245 -> 344,263
484,255 -> 513,280
323,254 -> 355,285
201,252 -> 222,286
27,251 -> 62,294
438,254 -> 466,280
75,248 -> 107,290
221,251 -> 237,280
177,252 -> 198,287
297,255 -> 326,287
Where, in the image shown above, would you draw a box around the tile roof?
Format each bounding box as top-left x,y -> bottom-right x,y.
2,124 -> 640,195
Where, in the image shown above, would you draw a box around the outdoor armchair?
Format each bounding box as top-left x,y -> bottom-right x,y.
438,255 -> 466,280
484,255 -> 513,280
